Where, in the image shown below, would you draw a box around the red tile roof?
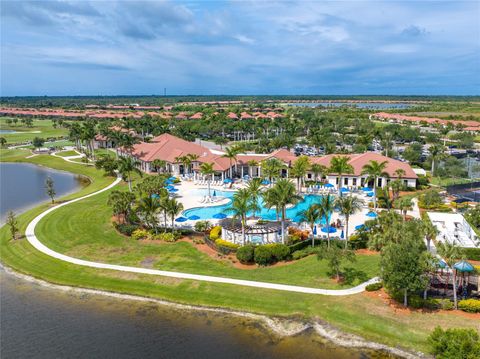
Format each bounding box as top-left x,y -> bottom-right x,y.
373,112 -> 480,129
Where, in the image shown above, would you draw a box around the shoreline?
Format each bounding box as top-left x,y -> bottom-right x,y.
0,264 -> 424,359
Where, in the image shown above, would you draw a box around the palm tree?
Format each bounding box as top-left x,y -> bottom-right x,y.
261,158 -> 285,186
137,196 -> 161,233
264,179 -> 301,243
429,144 -> 445,176
81,121 -> 97,160
225,189 -> 255,245
310,163 -> 327,184
290,155 -> 310,193
422,217 -> 438,252
328,156 -> 353,196
151,159 -> 167,173
117,156 -> 143,191
247,159 -> 259,178
436,241 -> 463,309
246,178 -> 262,218
222,146 -> 240,178
395,197 -> 413,220
68,122 -> 82,150
199,162 -> 215,198
361,160 -> 389,211
389,179 -> 404,201
166,197 -> 184,232
335,195 -> 364,248
314,194 -> 336,247
394,168 -> 406,178
299,206 -> 321,247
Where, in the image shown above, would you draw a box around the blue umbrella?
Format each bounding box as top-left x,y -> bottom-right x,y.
366,191 -> 374,197
366,211 -> 378,218
437,259 -> 447,269
340,187 -> 349,193
165,185 -> 175,190
188,215 -> 200,220
321,226 -> 337,233
313,225 -> 317,236
165,179 -> 174,185
340,230 -> 344,239
453,260 -> 474,273
168,176 -> 176,181
213,190 -> 216,197
213,213 -> 227,219
175,217 -> 188,222
261,179 -> 270,185
362,187 -> 373,192
223,178 -> 233,184
324,183 -> 334,188
151,194 -> 160,199
168,188 -> 179,193
355,224 -> 365,231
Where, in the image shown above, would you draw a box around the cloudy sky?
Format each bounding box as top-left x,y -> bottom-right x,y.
1,0 -> 479,96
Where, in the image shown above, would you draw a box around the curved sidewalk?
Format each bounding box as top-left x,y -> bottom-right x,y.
25,177 -> 379,296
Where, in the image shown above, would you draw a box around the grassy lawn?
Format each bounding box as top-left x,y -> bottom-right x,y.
55,150 -> 80,157
0,153 -> 478,354
0,117 -> 69,144
429,176 -> 474,187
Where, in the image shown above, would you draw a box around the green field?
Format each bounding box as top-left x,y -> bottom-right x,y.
0,149 -> 478,354
0,117 -> 69,144
55,150 -> 80,157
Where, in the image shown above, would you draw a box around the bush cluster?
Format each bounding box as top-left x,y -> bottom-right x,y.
236,244 -> 255,264
194,220 -> 212,233
365,282 -> 383,291
428,327 -> 480,359
131,229 -> 177,242
458,299 -> 480,313
132,229 -> 150,240
291,246 -> 318,260
389,292 -> 455,310
214,239 -> 239,253
463,248 -> 480,261
287,227 -> 309,243
254,243 -> 290,266
209,226 -> 222,240
114,223 -> 139,236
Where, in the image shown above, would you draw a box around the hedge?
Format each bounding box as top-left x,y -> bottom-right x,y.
236,245 -> 255,264
463,248 -> 480,261
458,299 -> 480,313
209,226 -> 222,240
365,282 -> 383,291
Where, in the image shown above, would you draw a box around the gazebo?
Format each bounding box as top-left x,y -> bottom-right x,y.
219,218 -> 291,245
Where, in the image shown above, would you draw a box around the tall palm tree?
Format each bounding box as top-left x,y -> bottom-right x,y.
290,155 -> 310,193
395,197 -> 413,220
314,194 -> 336,247
299,206 -> 321,247
261,158 -> 285,186
199,162 -> 215,198
264,179 -> 301,243
247,159 -> 259,178
429,144 -> 445,176
310,163 -> 327,184
394,168 -> 406,178
117,156 -> 143,191
436,241 -> 463,309
422,217 -> 438,252
151,159 -> 167,173
335,195 -> 364,248
68,122 -> 82,150
246,178 -> 262,218
225,189 -> 255,245
166,197 -> 184,232
361,160 -> 389,211
222,146 -> 240,178
81,121 -> 97,159
328,156 -> 353,196
137,196 -> 161,233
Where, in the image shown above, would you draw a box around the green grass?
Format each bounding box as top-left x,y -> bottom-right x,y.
429,176 -> 474,187
0,117 -> 69,144
55,150 -> 80,157
0,154 -> 478,354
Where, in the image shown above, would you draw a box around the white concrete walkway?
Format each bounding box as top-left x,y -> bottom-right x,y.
25,177 -> 379,296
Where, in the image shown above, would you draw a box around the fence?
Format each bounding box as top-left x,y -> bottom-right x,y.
447,182 -> 480,202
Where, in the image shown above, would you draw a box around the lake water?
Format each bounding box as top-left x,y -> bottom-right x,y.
0,129 -> 17,134
287,102 -> 413,109
0,162 -> 85,223
0,163 -> 389,358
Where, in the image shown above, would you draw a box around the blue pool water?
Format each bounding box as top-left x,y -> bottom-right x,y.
183,189 -> 328,223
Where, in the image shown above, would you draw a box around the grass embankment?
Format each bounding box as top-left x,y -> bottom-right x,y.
0,117 -> 69,144
0,149 -> 478,354
55,150 -> 79,157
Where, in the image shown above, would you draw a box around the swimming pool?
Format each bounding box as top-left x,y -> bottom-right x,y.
183,189 -> 328,223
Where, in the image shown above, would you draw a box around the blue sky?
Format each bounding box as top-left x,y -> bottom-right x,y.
1,0 -> 479,96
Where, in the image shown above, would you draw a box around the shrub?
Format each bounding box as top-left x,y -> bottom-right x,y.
269,243 -> 290,261
194,220 -> 212,233
418,190 -> 443,209
434,299 -> 454,311
209,226 -> 222,240
463,248 -> 480,261
132,229 -> 150,240
236,245 -> 255,264
292,246 -> 318,260
287,227 -> 309,243
114,223 -> 139,236
152,232 -> 176,242
458,299 -> 480,313
254,245 -> 275,266
428,327 -> 480,359
214,239 -> 239,254
365,282 -> 383,292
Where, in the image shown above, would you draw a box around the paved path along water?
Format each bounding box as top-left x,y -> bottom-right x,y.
25,176 -> 379,295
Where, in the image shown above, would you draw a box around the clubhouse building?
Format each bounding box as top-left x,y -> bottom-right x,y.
119,133 -> 418,188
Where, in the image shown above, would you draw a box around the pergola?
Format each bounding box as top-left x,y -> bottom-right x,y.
219,218 -> 291,245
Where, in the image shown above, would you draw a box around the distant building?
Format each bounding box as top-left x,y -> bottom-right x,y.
428,212 -> 479,248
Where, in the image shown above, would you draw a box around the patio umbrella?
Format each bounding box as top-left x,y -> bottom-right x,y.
324,183 -> 334,188
366,211 -> 378,218
168,188 -> 179,193
453,260 -> 475,273
151,194 -> 160,199
355,224 -> 365,231
340,187 -> 349,193
213,190 -> 216,197
362,187 -> 373,192
437,259 -> 448,269
175,217 -> 188,222
313,225 -> 317,236
321,226 -> 337,234
223,178 -> 233,184
366,192 -> 374,197
340,230 -> 344,239
213,213 -> 227,219
165,185 -> 175,190
168,176 -> 176,181
188,215 -> 200,220
261,179 -> 270,185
